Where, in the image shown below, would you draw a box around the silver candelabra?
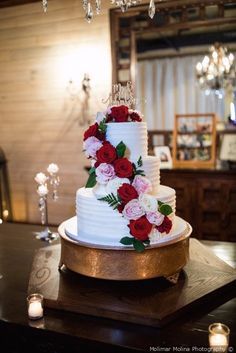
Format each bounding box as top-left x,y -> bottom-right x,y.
34,163 -> 60,242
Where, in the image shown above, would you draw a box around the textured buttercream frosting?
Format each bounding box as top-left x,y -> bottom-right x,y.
76,185 -> 176,243
77,119 -> 178,246
142,156 -> 160,194
106,122 -> 148,162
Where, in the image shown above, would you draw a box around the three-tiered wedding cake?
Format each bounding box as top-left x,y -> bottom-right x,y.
65,103 -> 189,252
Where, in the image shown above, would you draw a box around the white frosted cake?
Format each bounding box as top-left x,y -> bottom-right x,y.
65,104 -> 189,252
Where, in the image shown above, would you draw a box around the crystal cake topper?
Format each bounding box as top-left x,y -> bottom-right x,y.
104,81 -> 136,109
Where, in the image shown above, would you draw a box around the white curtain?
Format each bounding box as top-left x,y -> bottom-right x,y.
136,55 -> 225,130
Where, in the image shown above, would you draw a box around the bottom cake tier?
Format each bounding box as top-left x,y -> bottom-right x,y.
64,215 -> 189,248
76,185 -> 176,244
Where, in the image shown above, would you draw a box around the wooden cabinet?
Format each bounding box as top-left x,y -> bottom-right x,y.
160,168 -> 236,242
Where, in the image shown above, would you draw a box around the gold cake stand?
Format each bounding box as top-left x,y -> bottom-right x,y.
58,220 -> 192,281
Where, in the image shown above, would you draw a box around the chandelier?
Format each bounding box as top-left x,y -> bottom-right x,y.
42,0 -> 158,22
196,43 -> 235,98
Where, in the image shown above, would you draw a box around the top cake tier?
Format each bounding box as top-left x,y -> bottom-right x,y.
106,122 -> 148,162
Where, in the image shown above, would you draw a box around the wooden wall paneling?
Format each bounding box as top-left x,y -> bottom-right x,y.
0,0 -> 112,224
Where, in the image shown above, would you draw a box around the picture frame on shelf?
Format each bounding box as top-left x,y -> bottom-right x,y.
154,146 -> 172,169
172,113 -> 216,169
220,134 -> 236,161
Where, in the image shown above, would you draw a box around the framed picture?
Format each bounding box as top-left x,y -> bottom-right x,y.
154,146 -> 172,169
172,114 -> 216,168
220,134 -> 236,161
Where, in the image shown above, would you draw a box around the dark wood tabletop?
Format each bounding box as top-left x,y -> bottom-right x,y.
0,222 -> 235,353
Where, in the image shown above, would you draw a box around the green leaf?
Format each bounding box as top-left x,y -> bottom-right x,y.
116,141 -> 126,158
98,193 -> 120,210
133,239 -> 145,253
137,156 -> 143,168
159,204 -> 172,216
99,120 -> 107,134
135,169 -> 145,176
89,167 -> 96,175
158,200 -> 164,207
120,237 -> 134,245
143,239 -> 150,245
85,171 -> 96,188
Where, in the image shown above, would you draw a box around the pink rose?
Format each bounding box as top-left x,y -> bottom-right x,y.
122,199 -> 145,220
95,163 -> 115,185
105,106 -> 112,115
83,136 -> 103,158
132,175 -> 152,195
146,211 -> 164,226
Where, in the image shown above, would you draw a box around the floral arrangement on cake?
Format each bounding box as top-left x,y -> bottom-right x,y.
83,105 -> 173,252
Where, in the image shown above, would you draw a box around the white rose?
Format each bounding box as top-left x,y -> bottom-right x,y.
96,112 -> 106,124
148,228 -> 164,243
35,172 -> 47,185
139,193 -> 157,213
47,163 -> 59,174
106,177 -> 130,195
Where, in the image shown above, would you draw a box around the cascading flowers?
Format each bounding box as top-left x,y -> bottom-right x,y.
83,105 -> 173,252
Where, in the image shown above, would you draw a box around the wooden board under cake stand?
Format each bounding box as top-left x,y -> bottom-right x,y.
28,238 -> 236,328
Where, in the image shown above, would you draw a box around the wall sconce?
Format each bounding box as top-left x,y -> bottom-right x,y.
66,74 -> 92,126
67,73 -> 91,99
82,73 -> 91,95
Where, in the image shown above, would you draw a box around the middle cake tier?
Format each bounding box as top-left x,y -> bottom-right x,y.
76,185 -> 176,243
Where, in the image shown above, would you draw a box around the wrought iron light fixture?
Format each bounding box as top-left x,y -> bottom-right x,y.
196,43 -> 235,98
42,0 -> 159,22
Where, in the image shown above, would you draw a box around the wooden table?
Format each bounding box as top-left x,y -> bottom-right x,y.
0,222 -> 235,353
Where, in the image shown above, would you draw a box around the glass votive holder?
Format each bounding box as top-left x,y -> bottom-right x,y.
27,293 -> 44,320
209,323 -> 230,352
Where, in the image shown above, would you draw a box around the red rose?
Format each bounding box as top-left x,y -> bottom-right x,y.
83,123 -> 105,141
117,203 -> 125,213
84,123 -> 99,141
106,115 -> 113,123
130,112 -> 142,122
128,216 -> 153,241
96,141 -> 117,164
96,130 -> 106,141
114,158 -> 133,178
118,183 -> 138,204
156,216 -> 172,234
110,105 -> 129,122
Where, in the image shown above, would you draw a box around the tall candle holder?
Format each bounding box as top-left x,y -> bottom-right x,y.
34,164 -> 60,242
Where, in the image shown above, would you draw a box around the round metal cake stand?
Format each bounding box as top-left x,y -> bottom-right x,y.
58,221 -> 192,282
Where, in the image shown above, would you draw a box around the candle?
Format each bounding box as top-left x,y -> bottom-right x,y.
47,163 -> 59,174
35,172 -> 47,185
210,333 -> 228,346
28,301 -> 43,319
37,184 -> 48,197
209,323 -> 230,352
27,294 -> 44,320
